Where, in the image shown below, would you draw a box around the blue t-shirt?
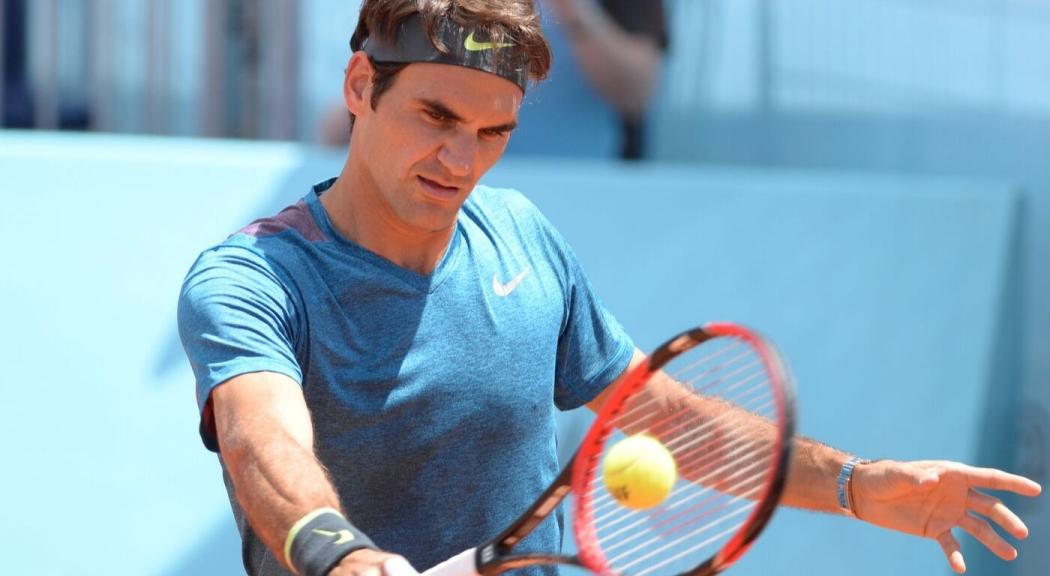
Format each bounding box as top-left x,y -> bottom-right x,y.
178,179 -> 634,575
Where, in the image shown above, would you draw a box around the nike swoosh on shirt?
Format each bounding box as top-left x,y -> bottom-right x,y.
493,267 -> 531,297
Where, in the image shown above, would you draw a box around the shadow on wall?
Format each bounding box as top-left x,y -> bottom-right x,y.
155,148 -> 345,384
163,517 -> 244,576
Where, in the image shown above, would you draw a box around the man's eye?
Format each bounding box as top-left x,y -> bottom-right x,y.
426,110 -> 451,122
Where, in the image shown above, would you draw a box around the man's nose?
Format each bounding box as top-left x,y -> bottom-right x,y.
437,131 -> 476,177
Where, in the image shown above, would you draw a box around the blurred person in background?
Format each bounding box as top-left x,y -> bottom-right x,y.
507,0 -> 666,159
322,0 -> 666,159
1,0 -> 90,130
2,0 -> 34,127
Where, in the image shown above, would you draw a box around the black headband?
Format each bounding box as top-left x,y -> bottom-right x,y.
360,14 -> 529,92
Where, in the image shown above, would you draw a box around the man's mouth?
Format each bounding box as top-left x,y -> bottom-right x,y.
418,176 -> 460,199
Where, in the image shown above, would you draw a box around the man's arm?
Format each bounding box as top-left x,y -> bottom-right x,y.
586,349 -> 849,510
544,0 -> 663,121
211,371 -> 416,576
587,348 -> 1041,573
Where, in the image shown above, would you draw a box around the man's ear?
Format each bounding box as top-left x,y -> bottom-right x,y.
344,51 -> 375,117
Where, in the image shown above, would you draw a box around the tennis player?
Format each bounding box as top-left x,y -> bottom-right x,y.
178,1 -> 1041,575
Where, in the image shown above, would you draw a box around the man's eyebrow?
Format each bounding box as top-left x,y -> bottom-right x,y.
419,98 -> 517,133
487,119 -> 518,133
420,99 -> 464,123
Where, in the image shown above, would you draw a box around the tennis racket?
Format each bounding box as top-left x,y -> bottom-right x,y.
423,322 -> 796,576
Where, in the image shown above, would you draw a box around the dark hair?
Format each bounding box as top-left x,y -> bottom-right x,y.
346,0 -> 551,127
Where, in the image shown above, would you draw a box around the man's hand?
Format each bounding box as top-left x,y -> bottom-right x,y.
331,549 -> 419,576
852,460 -> 1042,574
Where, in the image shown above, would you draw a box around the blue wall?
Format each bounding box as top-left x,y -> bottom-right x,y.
0,132 -> 1024,575
4,1 -> 1047,573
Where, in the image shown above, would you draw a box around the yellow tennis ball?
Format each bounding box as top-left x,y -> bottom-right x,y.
602,434 -> 678,510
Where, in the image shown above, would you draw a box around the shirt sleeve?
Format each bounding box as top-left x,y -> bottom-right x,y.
554,253 -> 635,410
601,0 -> 669,50
514,197 -> 634,411
177,244 -> 304,449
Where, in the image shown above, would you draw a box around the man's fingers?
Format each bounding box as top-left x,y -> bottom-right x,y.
353,565 -> 384,576
963,467 -> 1042,496
334,550 -> 418,576
966,489 -> 1029,540
937,531 -> 967,574
383,556 -> 420,576
959,513 -> 1018,562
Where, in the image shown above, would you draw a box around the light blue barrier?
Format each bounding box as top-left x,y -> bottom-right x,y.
0,132 -> 1022,575
651,109 -> 1050,576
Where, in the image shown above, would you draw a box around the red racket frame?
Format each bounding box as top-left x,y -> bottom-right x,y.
571,323 -> 796,576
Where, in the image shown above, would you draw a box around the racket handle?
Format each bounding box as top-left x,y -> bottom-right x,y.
422,548 -> 480,576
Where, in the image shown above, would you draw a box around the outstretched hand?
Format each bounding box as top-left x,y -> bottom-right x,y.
852,460 -> 1041,574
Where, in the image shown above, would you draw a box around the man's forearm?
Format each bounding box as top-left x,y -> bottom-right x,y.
560,2 -> 661,120
220,416 -> 345,571
781,437 -> 853,513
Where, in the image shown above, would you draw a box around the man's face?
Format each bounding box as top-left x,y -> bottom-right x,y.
350,61 -> 521,235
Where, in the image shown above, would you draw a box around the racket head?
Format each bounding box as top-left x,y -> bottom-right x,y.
571,323 -> 796,576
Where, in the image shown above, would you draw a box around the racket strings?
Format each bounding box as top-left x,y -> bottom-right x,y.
631,509 -> 754,576
584,336 -> 782,576
587,362 -> 774,507
614,497 -> 758,574
609,342 -> 755,431
588,392 -> 774,513
613,372 -> 767,450
591,434 -> 771,529
588,458 -> 768,555
610,353 -> 767,442
592,443 -> 770,570
605,354 -> 772,474
645,382 -> 771,458
594,449 -> 768,542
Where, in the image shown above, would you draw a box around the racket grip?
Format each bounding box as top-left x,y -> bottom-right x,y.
422,548 -> 480,576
